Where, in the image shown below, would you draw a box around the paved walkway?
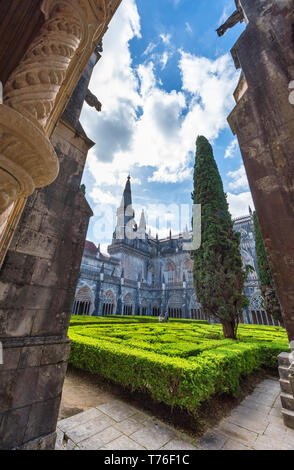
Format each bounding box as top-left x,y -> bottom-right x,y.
55,378 -> 294,450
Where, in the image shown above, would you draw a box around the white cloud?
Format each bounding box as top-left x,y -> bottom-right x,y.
79,0 -> 250,247
81,0 -> 240,192
227,165 -> 249,191
160,51 -> 171,70
178,51 -> 239,149
143,42 -> 156,56
185,22 -> 193,34
225,138 -> 238,159
148,165 -> 192,183
90,187 -> 119,205
227,191 -> 254,218
160,33 -> 172,45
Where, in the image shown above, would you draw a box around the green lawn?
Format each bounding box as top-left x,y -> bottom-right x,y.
68,316 -> 289,416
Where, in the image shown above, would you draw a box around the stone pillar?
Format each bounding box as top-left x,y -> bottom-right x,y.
278,351 -> 294,429
92,279 -> 101,316
0,0 -> 123,447
0,0 -> 122,267
227,0 -> 294,342
224,0 -> 294,428
0,118 -> 93,450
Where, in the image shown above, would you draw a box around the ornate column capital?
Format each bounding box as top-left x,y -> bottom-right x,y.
0,105 -> 59,212
0,0 -> 122,265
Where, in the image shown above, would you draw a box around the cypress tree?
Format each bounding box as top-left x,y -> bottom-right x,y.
192,136 -> 250,339
253,211 -> 282,323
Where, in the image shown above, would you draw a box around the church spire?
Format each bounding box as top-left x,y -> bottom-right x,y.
123,175 -> 135,222
139,209 -> 146,231
123,175 -> 133,211
137,209 -> 146,240
114,176 -> 136,241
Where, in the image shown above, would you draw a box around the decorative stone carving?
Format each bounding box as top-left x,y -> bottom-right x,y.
216,4 -> 244,37
0,105 -> 59,214
0,0 -> 122,267
4,0 -> 85,129
249,291 -> 265,311
85,89 -> 102,112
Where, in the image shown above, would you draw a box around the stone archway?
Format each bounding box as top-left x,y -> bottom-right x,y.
151,300 -> 160,317
248,291 -> 277,326
165,259 -> 176,284
123,293 -> 133,316
183,257 -> 193,282
73,284 -> 94,315
141,298 -> 147,316
168,294 -> 183,318
101,289 -> 116,316
189,293 -> 203,320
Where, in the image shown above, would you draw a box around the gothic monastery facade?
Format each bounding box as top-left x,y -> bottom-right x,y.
73,178 -> 281,327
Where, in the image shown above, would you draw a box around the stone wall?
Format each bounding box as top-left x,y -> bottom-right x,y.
226,0 -> 294,428
0,120 -> 93,449
228,0 -> 294,341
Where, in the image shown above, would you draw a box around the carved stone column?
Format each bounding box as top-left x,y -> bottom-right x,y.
0,0 -> 122,266
0,0 -> 122,450
4,2 -> 84,128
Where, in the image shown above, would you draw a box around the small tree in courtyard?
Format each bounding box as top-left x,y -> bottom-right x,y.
192,136 -> 250,339
253,211 -> 283,323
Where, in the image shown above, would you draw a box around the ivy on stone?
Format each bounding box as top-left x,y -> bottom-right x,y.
253,211 -> 282,323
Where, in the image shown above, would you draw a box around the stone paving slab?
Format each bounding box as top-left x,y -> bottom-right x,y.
58,408 -> 102,433
67,414 -> 116,444
99,435 -> 146,450
161,438 -> 198,451
195,431 -> 228,450
96,400 -> 137,422
221,438 -> 250,450
130,421 -> 176,450
56,378 -> 294,451
114,417 -> 145,436
217,420 -> 258,446
79,427 -> 122,450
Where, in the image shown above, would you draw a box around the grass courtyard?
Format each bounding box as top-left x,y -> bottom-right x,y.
68,316 -> 289,417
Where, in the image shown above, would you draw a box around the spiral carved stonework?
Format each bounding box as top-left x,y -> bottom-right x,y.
0,0 -> 122,266
3,1 -> 84,129
0,105 -> 59,211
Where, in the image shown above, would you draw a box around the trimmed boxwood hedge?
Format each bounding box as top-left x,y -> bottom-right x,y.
68,317 -> 289,417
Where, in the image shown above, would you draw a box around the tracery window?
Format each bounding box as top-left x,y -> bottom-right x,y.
102,290 -> 116,316
72,285 -> 94,315
123,293 -> 133,315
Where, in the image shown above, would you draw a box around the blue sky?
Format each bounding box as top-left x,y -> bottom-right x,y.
80,0 -> 254,252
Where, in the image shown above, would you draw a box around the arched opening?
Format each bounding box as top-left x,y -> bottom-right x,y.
166,260 -> 176,284
189,294 -> 204,320
183,257 -> 193,282
141,298 -> 147,316
123,293 -> 133,315
249,292 -> 280,326
72,285 -> 94,315
101,290 -> 116,317
151,301 -> 160,316
168,295 -> 183,319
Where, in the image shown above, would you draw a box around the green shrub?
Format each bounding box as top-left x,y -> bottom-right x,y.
68,318 -> 289,416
